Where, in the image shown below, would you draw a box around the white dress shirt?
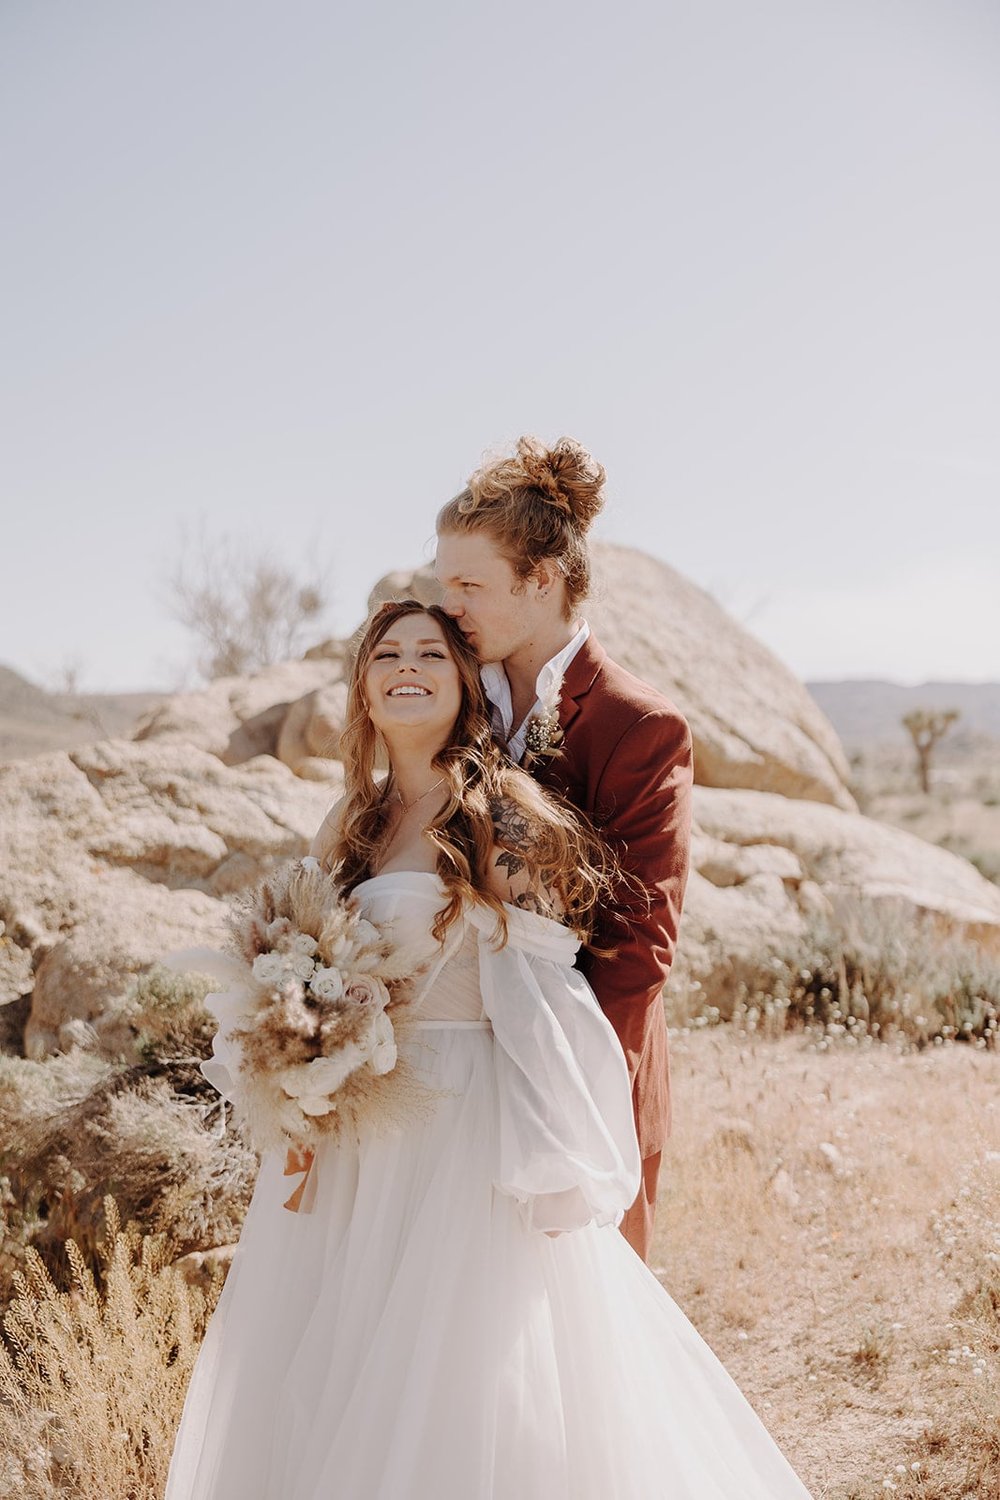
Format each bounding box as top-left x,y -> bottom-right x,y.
480,620 -> 590,764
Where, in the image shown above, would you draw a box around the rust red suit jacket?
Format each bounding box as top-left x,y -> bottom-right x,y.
530,635 -> 693,1159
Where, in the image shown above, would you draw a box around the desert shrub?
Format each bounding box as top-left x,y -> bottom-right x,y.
676,898 -> 1000,1048
955,1262 -> 1000,1352
0,968 -> 256,1300
121,964 -> 218,1090
0,1049 -> 117,1297
3,1067 -> 255,1290
0,1196 -> 222,1499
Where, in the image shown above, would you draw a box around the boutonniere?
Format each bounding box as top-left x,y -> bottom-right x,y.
523,673 -> 565,761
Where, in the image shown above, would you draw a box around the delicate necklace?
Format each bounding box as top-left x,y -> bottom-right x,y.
393,776 -> 447,815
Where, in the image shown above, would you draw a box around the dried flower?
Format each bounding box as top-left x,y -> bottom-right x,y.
523,667 -> 565,762
198,858 -> 433,1161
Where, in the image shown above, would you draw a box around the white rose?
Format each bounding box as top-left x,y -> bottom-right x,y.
291,933 -> 319,958
367,1010 -> 397,1076
311,966 -> 345,1002
252,952 -> 286,986
289,953 -> 317,982
300,856 -> 322,874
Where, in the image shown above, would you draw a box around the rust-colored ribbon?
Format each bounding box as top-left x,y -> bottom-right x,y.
282,1144 -> 317,1213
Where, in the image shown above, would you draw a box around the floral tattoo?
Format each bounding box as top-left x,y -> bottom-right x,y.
491,797 -> 561,916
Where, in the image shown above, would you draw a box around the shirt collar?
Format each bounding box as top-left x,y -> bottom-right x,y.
480,620 -> 590,743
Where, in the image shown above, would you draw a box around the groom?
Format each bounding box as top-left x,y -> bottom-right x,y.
434,437 -> 693,1263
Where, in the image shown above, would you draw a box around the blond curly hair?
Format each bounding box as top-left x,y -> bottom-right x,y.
436,435 -> 606,615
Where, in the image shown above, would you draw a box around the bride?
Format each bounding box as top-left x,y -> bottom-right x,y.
165,598 -> 814,1500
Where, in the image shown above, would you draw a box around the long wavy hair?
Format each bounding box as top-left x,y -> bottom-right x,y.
332,598 -> 614,946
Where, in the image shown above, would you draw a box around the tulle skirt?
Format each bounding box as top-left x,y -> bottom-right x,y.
165,1021 -> 813,1499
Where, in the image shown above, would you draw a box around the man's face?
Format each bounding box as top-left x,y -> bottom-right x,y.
434,530 -> 533,664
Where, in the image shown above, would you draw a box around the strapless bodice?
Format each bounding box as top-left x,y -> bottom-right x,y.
353,871 -> 487,1023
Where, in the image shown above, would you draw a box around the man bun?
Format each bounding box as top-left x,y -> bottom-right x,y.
437,433 -> 608,615
512,436 -> 606,535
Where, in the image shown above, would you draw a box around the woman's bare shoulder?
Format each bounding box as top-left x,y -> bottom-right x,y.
309,795 -> 346,871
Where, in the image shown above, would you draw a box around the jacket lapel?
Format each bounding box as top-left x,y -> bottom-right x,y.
557,634 -> 606,736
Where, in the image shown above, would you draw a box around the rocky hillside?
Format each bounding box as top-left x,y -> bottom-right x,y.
0,664 -> 164,761
5,541 -> 999,1059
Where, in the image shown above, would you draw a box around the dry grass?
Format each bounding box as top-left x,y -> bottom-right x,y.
3,1025 -> 998,1496
653,1028 -> 1000,1499
0,1197 -> 223,1499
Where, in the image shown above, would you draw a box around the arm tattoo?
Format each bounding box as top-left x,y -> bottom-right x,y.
512,889 -> 549,916
490,796 -> 563,917
491,796 -> 537,855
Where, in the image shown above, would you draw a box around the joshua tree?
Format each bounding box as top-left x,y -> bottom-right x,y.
901,708 -> 959,794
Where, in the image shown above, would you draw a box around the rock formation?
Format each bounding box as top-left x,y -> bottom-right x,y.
678,786 -> 1000,1010
0,741 -> 339,1059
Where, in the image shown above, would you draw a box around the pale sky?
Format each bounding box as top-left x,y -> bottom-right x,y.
3,0 -> 999,692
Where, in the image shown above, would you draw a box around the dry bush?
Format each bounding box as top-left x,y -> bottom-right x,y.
0,1196 -> 223,1499
167,529 -> 328,680
671,898 -> 1000,1050
3,1067 -> 254,1289
0,969 -> 256,1301
123,964 -> 220,1088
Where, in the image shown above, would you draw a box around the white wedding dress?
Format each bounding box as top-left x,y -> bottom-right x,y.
165,872 -> 814,1499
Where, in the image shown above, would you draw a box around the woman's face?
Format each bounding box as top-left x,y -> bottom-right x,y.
363,612 -> 464,744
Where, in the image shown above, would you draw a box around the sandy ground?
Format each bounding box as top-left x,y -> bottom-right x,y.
651,1028 -> 1000,1500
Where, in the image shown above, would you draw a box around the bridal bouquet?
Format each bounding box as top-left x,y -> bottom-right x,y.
189,858 -> 428,1157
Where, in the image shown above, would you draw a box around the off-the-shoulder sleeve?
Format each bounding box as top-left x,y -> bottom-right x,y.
465,905 -> 642,1235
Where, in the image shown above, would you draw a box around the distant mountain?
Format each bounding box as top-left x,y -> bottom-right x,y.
0,664 -> 165,761
807,680 -> 1000,748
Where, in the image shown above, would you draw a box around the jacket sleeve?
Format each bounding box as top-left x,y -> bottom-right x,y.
579,707 -> 693,1084
467,904 -> 642,1235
